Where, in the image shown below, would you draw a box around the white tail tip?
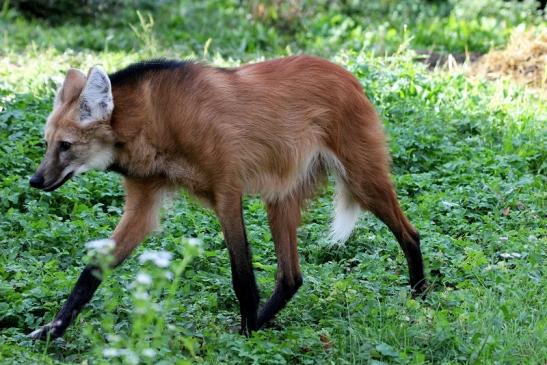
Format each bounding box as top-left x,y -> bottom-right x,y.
329,179 -> 360,244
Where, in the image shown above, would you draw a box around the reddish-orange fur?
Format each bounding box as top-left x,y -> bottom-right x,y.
30,55 -> 426,339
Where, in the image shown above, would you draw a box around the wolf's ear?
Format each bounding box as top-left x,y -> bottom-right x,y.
78,66 -> 113,126
55,69 -> 87,106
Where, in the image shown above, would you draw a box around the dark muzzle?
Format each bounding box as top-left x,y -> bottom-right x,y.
29,173 -> 45,189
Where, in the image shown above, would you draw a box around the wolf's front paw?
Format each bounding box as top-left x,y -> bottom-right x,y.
411,280 -> 429,299
28,320 -> 65,341
239,314 -> 258,337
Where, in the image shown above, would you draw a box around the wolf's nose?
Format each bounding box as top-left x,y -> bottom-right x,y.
29,174 -> 45,189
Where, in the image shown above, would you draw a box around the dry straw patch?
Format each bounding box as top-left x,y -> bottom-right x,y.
470,27 -> 546,90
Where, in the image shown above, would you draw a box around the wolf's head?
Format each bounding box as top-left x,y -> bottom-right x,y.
30,67 -> 116,191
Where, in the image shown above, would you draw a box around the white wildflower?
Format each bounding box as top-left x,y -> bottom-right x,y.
106,334 -> 121,343
142,348 -> 156,358
85,239 -> 115,254
103,348 -> 121,357
139,250 -> 172,268
187,237 -> 202,247
135,272 -> 152,286
133,291 -> 149,300
123,349 -> 139,365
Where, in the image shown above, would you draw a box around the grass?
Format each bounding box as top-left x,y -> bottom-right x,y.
0,0 -> 546,364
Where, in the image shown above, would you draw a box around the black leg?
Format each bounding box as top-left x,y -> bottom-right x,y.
257,198 -> 303,328
215,194 -> 260,336
28,265 -> 102,340
257,276 -> 302,328
363,184 -> 427,296
404,232 -> 427,296
29,178 -> 165,341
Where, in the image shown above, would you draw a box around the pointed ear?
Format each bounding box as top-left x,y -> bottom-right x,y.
55,68 -> 86,106
79,66 -> 114,126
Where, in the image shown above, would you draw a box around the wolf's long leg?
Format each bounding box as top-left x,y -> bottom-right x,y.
214,192 -> 260,336
29,178 -> 165,340
257,196 -> 302,328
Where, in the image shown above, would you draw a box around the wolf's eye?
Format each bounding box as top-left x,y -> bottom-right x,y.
59,141 -> 72,152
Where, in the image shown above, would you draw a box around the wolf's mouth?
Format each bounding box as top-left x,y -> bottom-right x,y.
43,171 -> 74,192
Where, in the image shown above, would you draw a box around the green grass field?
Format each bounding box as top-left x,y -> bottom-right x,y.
0,1 -> 546,364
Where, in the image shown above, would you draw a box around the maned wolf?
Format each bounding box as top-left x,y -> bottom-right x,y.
28,56 -> 426,340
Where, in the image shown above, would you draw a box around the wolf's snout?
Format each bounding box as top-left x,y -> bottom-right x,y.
29,173 -> 45,189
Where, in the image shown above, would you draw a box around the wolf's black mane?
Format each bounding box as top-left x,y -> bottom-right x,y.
108,59 -> 193,86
